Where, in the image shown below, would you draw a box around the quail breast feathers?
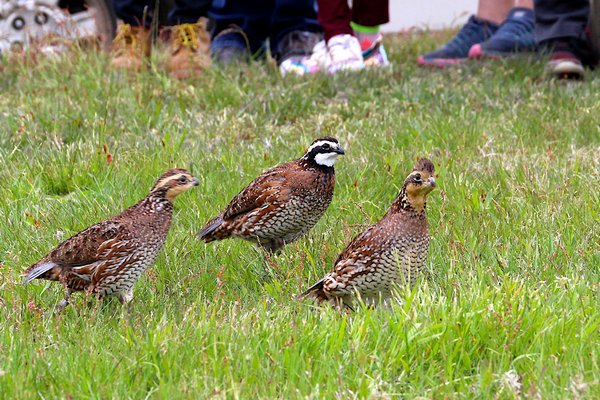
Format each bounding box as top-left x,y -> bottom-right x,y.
302,158 -> 436,308
23,168 -> 199,308
199,137 -> 345,253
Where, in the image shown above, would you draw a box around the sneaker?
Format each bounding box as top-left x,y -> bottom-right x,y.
360,34 -> 390,67
280,39 -> 329,76
211,26 -> 250,65
275,30 -> 322,66
545,42 -> 585,79
168,19 -> 211,79
327,34 -> 364,74
110,23 -> 151,71
418,15 -> 498,67
468,8 -> 536,59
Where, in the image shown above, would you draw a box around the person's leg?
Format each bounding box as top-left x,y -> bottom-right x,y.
166,0 -> 213,79
417,0 -> 503,67
167,0 -> 212,25
316,0 -> 352,42
534,0 -> 594,78
535,0 -> 588,43
209,0 -> 271,63
110,0 -> 153,71
468,0 -> 536,58
516,0 -> 534,8
477,0 -> 514,25
113,0 -> 153,27
270,0 -> 321,52
271,0 -> 322,68
351,0 -> 389,28
350,0 -> 390,67
281,0 -> 389,75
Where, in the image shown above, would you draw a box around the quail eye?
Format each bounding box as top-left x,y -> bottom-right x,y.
413,173 -> 422,183
322,143 -> 331,150
178,176 -> 187,183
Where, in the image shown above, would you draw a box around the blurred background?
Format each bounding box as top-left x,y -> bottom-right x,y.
383,0 -> 477,32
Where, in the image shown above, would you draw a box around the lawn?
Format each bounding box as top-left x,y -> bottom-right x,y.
0,33 -> 598,399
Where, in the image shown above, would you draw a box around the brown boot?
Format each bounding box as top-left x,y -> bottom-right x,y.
110,23 -> 151,71
168,18 -> 211,79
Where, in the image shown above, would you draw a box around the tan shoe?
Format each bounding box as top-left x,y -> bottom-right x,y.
110,23 -> 151,71
168,18 -> 211,79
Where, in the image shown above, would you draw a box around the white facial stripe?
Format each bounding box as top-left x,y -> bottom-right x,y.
307,140 -> 338,153
314,152 -> 340,167
154,174 -> 186,190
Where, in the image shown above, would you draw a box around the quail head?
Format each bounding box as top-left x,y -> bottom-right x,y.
302,158 -> 436,308
198,137 -> 345,253
23,168 -> 199,309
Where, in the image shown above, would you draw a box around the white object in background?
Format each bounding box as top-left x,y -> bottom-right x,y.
382,0 -> 477,32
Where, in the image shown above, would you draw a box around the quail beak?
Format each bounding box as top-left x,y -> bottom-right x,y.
192,178 -> 200,186
335,146 -> 345,155
427,177 -> 436,188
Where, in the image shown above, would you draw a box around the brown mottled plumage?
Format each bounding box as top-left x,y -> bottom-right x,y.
198,137 -> 345,252
23,169 -> 199,308
302,158 -> 436,308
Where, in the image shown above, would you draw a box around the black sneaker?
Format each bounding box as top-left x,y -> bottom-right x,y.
274,30 -> 322,65
211,25 -> 251,65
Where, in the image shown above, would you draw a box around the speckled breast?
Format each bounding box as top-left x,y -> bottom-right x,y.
248,189 -> 332,242
385,235 -> 430,287
96,239 -> 166,297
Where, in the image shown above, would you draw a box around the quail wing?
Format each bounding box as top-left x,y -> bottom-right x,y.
222,163 -> 293,220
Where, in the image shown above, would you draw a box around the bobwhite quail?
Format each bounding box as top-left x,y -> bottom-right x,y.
198,137 -> 345,253
302,158 -> 436,308
23,168 -> 199,308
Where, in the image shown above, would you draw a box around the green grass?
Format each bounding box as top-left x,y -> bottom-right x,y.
0,33 -> 598,399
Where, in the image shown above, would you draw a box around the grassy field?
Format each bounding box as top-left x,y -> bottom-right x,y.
0,33 -> 598,399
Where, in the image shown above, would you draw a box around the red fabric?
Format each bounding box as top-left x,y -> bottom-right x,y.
317,0 -> 390,41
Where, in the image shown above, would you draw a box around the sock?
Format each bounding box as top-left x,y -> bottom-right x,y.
351,22 -> 381,47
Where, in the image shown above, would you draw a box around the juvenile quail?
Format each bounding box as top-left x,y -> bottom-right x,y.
23,169 -> 199,308
198,137 -> 345,252
302,158 -> 436,308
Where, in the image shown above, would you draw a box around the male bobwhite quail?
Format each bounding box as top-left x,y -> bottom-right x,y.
302,158 -> 436,308
198,137 -> 345,253
23,168 -> 199,308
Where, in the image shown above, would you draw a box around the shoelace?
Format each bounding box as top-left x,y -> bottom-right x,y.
445,17 -> 488,52
112,24 -> 137,55
174,24 -> 199,50
495,16 -> 534,40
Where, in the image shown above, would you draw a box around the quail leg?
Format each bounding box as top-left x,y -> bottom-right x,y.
56,290 -> 72,311
257,238 -> 284,254
118,288 -> 134,305
57,274 -> 72,311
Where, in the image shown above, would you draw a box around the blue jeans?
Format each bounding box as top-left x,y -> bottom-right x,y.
209,0 -> 320,56
113,0 -> 211,27
534,0 -> 588,43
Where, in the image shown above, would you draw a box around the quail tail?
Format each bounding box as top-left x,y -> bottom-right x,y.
23,261 -> 57,284
299,278 -> 329,302
198,215 -> 225,242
